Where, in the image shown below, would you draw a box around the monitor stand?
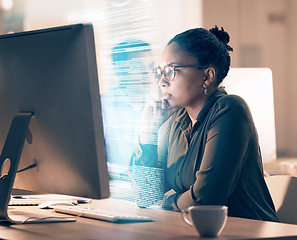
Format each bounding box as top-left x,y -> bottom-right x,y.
0,112 -> 75,224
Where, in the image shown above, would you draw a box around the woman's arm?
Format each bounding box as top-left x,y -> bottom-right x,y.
130,99 -> 178,208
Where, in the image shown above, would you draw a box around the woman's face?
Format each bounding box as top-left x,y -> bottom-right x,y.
158,42 -> 206,109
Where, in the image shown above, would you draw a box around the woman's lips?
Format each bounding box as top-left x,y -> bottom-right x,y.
162,93 -> 172,100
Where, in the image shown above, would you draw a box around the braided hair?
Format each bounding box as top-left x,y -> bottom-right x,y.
167,26 -> 233,84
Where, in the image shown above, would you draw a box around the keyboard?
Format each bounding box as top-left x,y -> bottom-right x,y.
53,205 -> 154,223
9,199 -> 78,206
9,199 -> 46,206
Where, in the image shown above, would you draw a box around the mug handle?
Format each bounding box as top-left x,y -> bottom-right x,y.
181,209 -> 193,227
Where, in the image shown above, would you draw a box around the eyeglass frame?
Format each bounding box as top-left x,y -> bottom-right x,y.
153,65 -> 207,83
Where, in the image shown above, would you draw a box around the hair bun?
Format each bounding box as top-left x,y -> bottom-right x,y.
209,25 -> 233,51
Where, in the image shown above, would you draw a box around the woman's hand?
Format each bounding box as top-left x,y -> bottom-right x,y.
139,98 -> 180,144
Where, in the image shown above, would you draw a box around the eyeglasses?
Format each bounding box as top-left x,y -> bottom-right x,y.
153,65 -> 206,83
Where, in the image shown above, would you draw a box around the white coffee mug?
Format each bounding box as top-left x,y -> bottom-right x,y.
182,205 -> 228,237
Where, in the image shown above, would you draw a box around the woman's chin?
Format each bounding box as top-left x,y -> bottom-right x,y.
169,103 -> 181,109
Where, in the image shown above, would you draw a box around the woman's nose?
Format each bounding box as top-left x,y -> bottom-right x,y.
158,76 -> 169,88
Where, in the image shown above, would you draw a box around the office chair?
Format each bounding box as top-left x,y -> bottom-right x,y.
265,175 -> 297,224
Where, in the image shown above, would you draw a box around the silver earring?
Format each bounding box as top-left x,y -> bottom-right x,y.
203,85 -> 208,96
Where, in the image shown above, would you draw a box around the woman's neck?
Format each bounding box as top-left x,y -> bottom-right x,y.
185,97 -> 208,121
185,87 -> 216,120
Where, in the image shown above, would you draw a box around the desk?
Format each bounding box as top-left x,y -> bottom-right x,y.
2,198 -> 297,240
264,158 -> 297,176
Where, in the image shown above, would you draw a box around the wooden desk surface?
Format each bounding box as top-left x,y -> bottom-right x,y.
2,198 -> 297,240
264,157 -> 297,175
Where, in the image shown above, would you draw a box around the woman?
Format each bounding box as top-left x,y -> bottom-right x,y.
131,26 -> 278,222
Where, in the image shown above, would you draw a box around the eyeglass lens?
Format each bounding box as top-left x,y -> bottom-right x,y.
154,66 -> 174,82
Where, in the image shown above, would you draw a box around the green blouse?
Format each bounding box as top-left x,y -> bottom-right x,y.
131,87 -> 278,222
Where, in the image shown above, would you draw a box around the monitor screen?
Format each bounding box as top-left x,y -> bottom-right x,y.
223,68 -> 277,163
0,24 -> 110,200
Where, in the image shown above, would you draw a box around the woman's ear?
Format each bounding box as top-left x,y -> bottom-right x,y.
203,67 -> 216,87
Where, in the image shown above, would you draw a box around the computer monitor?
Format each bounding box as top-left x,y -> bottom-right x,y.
0,23 -> 110,215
